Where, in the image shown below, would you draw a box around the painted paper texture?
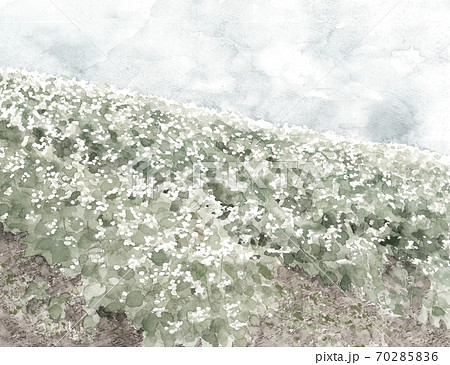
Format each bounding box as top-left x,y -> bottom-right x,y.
0,1 -> 449,347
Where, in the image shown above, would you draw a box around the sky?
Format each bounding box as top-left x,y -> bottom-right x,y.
1,0 -> 449,154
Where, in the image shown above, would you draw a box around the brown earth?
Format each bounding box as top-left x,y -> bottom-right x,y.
0,222 -> 143,347
1,222 -> 449,347
250,266 -> 450,346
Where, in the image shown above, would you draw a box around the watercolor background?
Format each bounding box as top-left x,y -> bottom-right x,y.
1,0 -> 449,154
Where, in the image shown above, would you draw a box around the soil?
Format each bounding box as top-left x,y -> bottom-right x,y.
1,222 -> 449,347
250,266 -> 450,346
0,222 -> 143,347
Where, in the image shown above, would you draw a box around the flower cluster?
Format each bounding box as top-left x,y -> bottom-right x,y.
1,69 -> 449,345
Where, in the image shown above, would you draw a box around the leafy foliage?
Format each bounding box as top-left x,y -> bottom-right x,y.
1,70 -> 450,345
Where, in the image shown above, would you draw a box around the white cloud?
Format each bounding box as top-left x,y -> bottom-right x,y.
1,0 -> 450,154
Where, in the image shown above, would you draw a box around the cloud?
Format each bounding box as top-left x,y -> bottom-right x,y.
1,0 -> 449,154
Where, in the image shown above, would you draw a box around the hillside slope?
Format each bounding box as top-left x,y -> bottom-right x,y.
1,69 -> 449,346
